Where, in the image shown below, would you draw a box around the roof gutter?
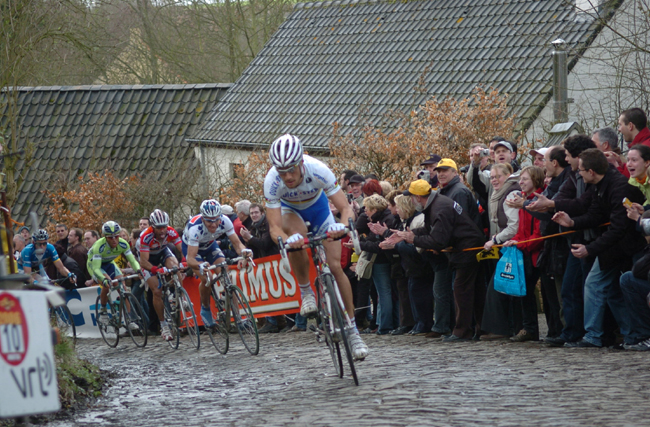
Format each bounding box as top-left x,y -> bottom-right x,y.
186,139 -> 331,154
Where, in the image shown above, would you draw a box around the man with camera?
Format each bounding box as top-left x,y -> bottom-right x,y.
467,140 -> 518,219
417,154 -> 441,189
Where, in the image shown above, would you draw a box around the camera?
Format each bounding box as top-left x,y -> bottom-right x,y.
417,170 -> 431,182
480,148 -> 490,157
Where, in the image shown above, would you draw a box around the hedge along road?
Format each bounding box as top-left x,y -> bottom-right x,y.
51,322 -> 650,427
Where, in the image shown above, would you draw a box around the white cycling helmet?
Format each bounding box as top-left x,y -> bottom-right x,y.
200,199 -> 222,219
149,209 -> 169,227
269,134 -> 303,171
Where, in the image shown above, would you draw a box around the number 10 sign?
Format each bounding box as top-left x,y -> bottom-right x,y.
0,291 -> 60,418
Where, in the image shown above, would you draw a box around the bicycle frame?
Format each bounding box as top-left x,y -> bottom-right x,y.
277,218 -> 361,384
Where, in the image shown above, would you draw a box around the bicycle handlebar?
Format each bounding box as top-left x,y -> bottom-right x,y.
110,274 -> 141,284
278,218 -> 361,257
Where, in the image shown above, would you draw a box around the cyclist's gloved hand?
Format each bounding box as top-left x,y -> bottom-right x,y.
327,223 -> 346,235
150,266 -> 160,275
241,249 -> 253,259
286,233 -> 304,245
199,262 -> 210,276
68,272 -> 77,283
102,278 -> 111,288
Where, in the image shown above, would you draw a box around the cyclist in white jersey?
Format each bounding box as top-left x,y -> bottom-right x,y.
182,199 -> 252,328
264,133 -> 368,360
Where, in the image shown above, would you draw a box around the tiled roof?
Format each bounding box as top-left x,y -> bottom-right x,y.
1,84 -> 231,222
190,0 -> 603,151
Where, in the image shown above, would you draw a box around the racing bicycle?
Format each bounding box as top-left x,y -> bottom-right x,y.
95,274 -> 148,348
157,265 -> 200,350
278,219 -> 362,385
203,257 -> 259,355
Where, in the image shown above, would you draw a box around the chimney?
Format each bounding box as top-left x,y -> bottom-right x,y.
551,38 -> 568,123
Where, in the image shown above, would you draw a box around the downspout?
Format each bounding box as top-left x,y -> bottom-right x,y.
551,38 -> 569,123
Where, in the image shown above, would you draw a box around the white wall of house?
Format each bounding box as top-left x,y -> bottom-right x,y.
195,146 -> 332,192
194,146 -> 252,194
525,0 -> 647,147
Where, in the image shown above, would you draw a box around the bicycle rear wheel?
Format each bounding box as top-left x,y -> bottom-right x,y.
123,293 -> 148,348
95,295 -> 119,347
163,292 -> 180,349
227,286 -> 259,355
324,273 -> 358,386
316,276 -> 343,378
205,286 -> 229,354
52,304 -> 77,347
177,286 -> 200,350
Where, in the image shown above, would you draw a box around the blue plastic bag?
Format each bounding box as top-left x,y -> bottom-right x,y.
494,246 -> 526,297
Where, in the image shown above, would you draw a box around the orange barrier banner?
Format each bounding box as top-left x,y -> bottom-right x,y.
183,253 -> 318,323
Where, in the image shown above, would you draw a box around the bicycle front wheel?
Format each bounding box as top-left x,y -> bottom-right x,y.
205,286 -> 229,354
315,276 -> 343,378
52,304 -> 77,347
123,293 -> 148,348
163,292 -> 180,349
227,286 -> 259,355
177,286 -> 200,350
324,273 -> 358,386
95,295 -> 119,347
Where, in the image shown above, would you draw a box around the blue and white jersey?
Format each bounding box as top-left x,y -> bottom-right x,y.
264,155 -> 340,210
19,243 -> 59,270
182,214 -> 235,249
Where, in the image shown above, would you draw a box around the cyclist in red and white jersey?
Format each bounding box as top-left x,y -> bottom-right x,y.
139,209 -> 183,341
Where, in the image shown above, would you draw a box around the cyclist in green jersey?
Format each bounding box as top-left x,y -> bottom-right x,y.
88,221 -> 141,326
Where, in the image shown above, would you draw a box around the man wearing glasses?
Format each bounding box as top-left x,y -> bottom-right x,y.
182,199 -> 251,330
264,134 -> 369,360
20,229 -> 76,285
89,221 -> 141,326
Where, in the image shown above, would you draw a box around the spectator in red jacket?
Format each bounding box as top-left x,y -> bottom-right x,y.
619,108 -> 650,149
503,166 -> 545,343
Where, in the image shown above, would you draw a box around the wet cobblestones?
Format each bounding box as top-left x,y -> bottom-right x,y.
52,319 -> 650,426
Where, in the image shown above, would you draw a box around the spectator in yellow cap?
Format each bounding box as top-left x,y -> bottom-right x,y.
385,179 -> 486,342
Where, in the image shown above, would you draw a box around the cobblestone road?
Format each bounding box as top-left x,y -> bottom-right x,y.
51,318 -> 650,426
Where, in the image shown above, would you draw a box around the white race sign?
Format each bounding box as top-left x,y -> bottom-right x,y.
0,291 -> 60,418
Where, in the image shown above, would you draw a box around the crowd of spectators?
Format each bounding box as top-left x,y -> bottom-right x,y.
323,107 -> 650,350
12,107 -> 650,350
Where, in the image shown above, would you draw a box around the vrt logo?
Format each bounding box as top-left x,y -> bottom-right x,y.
11,353 -> 55,398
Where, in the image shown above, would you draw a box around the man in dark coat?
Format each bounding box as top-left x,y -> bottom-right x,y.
67,227 -> 90,284
388,179 -> 485,341
436,158 -> 481,229
241,203 -> 283,332
241,203 -> 279,259
553,149 -> 647,348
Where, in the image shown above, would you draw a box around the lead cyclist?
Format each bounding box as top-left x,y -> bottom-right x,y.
264,134 -> 368,360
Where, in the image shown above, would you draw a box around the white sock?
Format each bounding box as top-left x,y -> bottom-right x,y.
299,283 -> 314,297
349,318 -> 359,334
160,320 -> 168,327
